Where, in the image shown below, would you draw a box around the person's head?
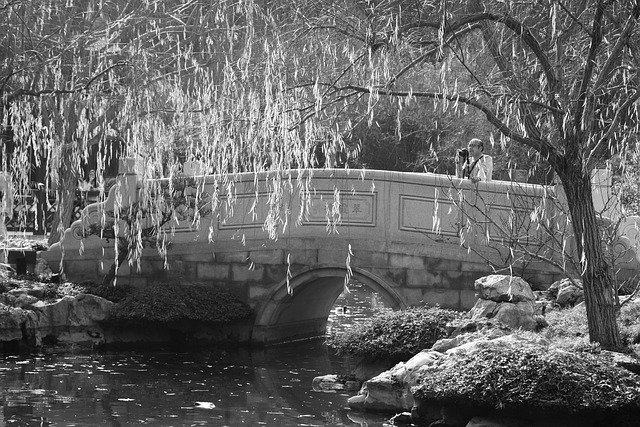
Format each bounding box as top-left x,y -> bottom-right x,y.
467,138 -> 484,158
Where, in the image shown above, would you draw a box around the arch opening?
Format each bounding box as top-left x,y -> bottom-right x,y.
252,267 -> 405,345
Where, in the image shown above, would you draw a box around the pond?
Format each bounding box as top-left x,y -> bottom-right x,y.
0,283 -> 395,426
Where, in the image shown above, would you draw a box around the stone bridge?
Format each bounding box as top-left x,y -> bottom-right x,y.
41,161 -> 640,344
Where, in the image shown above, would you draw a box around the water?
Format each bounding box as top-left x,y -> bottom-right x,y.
0,284 -> 394,426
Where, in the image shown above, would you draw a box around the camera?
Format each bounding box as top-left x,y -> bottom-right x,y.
457,148 -> 469,160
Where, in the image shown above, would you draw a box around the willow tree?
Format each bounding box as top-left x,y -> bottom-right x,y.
2,1 -> 327,277
265,0 -> 640,349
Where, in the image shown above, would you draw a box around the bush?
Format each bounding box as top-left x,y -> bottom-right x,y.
620,299 -> 640,344
325,306 -> 462,363
106,282 -> 253,325
81,281 -> 134,303
413,340 -> 640,417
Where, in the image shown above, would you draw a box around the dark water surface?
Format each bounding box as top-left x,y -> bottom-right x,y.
1,284 -> 393,426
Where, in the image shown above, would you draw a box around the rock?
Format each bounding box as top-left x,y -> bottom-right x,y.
474,275 -> 535,303
349,334 -> 552,419
432,328 -> 509,353
14,294 -> 39,309
8,285 -> 48,300
34,258 -> 53,277
0,293 -> 17,306
469,299 -> 498,319
31,294 -> 113,348
311,374 -> 360,392
548,278 -> 582,297
493,301 -> 538,331
389,412 -> 413,425
34,294 -> 113,331
348,350 -> 443,412
469,299 -> 538,331
0,304 -> 40,346
555,284 -> 584,307
352,358 -> 396,381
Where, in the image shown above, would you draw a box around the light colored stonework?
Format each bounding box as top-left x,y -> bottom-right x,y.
42,167 -> 629,344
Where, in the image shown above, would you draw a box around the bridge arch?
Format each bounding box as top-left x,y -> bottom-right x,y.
252,266 -> 406,345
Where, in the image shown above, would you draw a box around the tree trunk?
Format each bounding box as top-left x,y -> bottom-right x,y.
47,157 -> 78,245
560,170 -> 622,349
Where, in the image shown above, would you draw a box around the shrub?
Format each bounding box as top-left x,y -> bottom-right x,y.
81,281 -> 134,303
413,341 -> 640,417
620,299 -> 640,344
325,306 -> 462,363
106,282 -> 253,325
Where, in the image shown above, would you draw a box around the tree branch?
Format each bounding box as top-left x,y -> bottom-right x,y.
401,12 -> 560,98
338,83 -> 559,165
586,87 -> 640,166
574,0 -> 606,134
592,2 -> 640,94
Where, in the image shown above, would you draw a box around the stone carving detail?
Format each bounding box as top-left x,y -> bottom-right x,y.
399,195 -> 457,236
305,192 -> 377,226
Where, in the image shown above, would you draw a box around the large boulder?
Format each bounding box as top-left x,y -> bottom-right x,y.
0,303 -> 40,346
347,334 -> 549,415
475,275 -> 535,303
347,350 -> 443,412
469,299 -> 539,331
30,294 -> 113,347
33,294 -> 113,331
550,279 -> 584,307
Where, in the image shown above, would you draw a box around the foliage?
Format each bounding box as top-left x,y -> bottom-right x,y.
105,282 -> 253,325
620,299 -> 640,345
80,281 -> 135,303
412,340 -> 640,417
325,306 -> 462,363
614,148 -> 640,215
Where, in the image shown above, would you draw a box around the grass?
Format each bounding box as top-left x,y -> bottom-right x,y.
543,300 -> 640,350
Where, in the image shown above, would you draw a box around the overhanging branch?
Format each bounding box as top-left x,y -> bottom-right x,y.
340,83 -> 558,162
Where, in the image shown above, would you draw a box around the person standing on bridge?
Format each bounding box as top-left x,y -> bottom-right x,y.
456,138 -> 493,183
